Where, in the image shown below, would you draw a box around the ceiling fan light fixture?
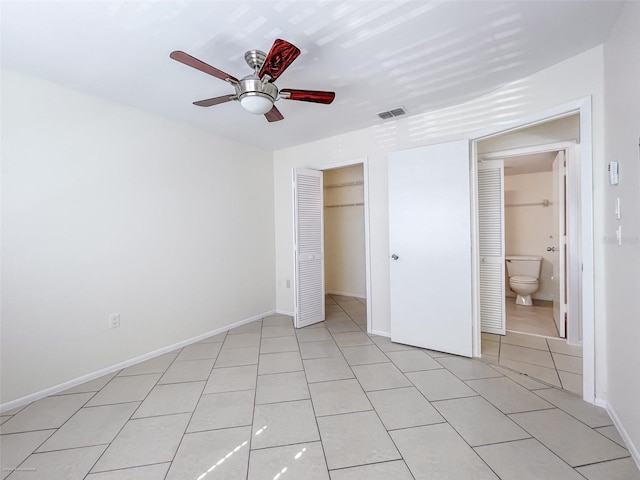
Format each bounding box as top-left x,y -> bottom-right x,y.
239,92 -> 273,115
171,39 -> 335,123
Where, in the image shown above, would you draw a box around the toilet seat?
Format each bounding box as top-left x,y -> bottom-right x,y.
510,275 -> 538,284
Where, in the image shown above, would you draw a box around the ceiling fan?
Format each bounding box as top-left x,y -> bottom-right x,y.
170,39 -> 335,122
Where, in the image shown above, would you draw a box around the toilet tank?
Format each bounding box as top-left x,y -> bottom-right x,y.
505,256 -> 542,278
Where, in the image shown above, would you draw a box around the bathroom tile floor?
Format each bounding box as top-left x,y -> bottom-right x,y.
505,298 -> 559,337
1,295 -> 636,479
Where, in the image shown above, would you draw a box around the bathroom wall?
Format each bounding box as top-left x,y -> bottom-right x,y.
504,171 -> 555,301
323,165 -> 366,298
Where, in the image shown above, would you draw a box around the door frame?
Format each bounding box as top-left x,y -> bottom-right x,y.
312,157 -> 372,334
469,97 -> 595,403
480,141 -> 577,342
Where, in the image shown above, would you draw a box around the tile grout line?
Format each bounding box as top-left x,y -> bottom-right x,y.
83,348 -> 183,476
291,307 -> 332,479
325,296 -> 415,478
155,334 -> 225,478
545,337 -> 565,390
243,318 -> 265,480
503,407 -> 615,476
325,297 -> 409,473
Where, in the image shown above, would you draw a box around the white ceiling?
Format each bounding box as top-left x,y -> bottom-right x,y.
1,1 -> 622,151
503,151 -> 557,176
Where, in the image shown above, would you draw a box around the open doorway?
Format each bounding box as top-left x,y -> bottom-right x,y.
501,150 -> 565,338
474,115 -> 585,396
323,164 -> 368,330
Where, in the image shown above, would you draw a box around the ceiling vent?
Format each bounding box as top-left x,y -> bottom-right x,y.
377,106 -> 406,120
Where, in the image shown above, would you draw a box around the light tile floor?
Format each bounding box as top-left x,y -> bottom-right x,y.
481,296 -> 583,396
482,329 -> 583,396
505,297 -> 559,337
1,295 -> 638,479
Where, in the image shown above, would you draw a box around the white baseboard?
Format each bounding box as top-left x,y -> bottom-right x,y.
370,329 -> 390,337
594,397 -> 607,409
606,402 -> 640,470
275,309 -> 294,317
0,310 -> 275,414
326,290 -> 366,299
506,294 -> 553,302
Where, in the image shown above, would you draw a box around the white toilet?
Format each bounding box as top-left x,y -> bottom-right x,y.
505,256 -> 542,306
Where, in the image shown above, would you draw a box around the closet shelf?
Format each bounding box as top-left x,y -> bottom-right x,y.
324,181 -> 364,189
505,199 -> 551,208
325,202 -> 364,209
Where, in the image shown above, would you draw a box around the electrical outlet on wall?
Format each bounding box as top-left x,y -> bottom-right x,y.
109,313 -> 120,328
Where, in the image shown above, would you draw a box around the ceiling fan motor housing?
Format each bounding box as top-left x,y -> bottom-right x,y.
236,75 -> 278,102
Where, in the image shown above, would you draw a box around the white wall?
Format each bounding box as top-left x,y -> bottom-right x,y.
603,1 -> 640,463
323,165 -> 366,298
504,172 -> 554,301
273,46 -> 606,393
0,70 -> 275,404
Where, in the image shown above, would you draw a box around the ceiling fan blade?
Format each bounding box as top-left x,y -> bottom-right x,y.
264,105 -> 284,122
258,39 -> 301,81
193,95 -> 236,107
280,89 -> 336,104
170,51 -> 239,84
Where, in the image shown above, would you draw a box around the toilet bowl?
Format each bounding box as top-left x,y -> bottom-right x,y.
505,256 -> 542,306
509,275 -> 539,306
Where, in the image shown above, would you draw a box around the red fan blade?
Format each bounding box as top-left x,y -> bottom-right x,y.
258,39 -> 300,81
193,95 -> 236,107
280,89 -> 335,104
264,105 -> 284,122
170,51 -> 239,84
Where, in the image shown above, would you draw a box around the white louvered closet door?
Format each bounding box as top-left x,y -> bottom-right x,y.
293,168 -> 326,328
478,160 -> 506,335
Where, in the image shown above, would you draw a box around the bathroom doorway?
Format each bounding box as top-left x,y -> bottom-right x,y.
475,114 -> 585,396
492,148 -> 566,339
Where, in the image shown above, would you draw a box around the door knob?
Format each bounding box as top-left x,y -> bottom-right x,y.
391,254 -> 399,260
546,246 -> 556,252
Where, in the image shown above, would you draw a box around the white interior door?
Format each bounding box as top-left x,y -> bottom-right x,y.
478,160 -> 506,335
552,151 -> 567,337
293,168 -> 325,328
389,141 -> 473,357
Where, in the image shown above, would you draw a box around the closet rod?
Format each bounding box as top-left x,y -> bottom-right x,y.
505,199 -> 551,208
325,202 -> 364,208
